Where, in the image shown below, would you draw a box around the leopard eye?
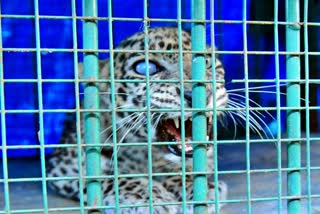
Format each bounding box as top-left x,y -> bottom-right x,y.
134,60 -> 158,75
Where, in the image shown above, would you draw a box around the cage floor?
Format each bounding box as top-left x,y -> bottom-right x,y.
1,136 -> 320,214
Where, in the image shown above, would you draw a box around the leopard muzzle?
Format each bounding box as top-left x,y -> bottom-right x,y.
156,117 -> 213,157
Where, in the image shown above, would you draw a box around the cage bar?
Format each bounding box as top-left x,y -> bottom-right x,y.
82,0 -> 102,212
142,0 -> 155,212
191,0 -> 208,213
273,0 -> 283,213
242,0 -> 252,213
303,0 -> 312,213
3,47 -> 320,56
2,14 -> 320,27
71,0 -> 85,213
0,4 -> 11,213
107,0 -> 121,213
285,0 -> 301,213
34,0 -> 49,212
209,0 -> 220,213
1,1 -> 319,213
177,0 -> 188,212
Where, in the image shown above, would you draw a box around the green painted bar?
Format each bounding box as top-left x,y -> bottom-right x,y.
191,0 -> 208,213
83,0 -> 102,212
285,0 -> 301,213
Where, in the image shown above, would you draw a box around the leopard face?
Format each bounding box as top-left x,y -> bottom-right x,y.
94,27 -> 228,162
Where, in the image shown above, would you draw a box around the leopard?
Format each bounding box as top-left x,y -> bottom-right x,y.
47,27 -> 229,214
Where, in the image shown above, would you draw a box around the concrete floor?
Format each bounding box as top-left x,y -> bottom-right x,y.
1,137 -> 320,213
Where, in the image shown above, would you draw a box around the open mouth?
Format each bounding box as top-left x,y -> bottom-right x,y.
156,117 -> 212,157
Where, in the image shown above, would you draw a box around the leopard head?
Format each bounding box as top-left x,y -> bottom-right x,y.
81,27 -> 228,162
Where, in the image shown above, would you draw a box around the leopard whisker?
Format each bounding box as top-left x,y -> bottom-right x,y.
102,112 -> 142,144
152,113 -> 164,136
150,113 -> 158,133
216,112 -> 227,128
228,93 -> 275,120
227,101 -> 264,130
227,94 -> 276,138
226,83 -> 286,93
100,111 -> 138,136
134,113 -> 154,139
237,89 -> 307,103
109,112 -> 145,169
130,116 -> 148,137
244,90 -> 287,96
228,109 -> 265,139
225,111 -> 238,140
228,99 -> 265,122
118,112 -> 146,144
227,101 -> 269,139
228,98 -> 267,119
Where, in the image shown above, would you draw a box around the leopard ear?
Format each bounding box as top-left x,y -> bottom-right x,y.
77,60 -> 109,80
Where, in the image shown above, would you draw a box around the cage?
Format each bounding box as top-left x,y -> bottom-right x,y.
0,0 -> 320,213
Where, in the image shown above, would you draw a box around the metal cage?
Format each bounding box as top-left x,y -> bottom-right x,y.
1,0 -> 320,213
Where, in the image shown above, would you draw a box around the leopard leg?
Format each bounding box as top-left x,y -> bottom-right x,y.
102,177 -> 180,214
207,180 -> 228,213
162,175 -> 228,213
46,146 -> 86,199
47,146 -> 182,214
101,147 -> 181,214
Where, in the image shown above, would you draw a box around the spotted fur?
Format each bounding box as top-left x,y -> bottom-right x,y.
47,27 -> 228,213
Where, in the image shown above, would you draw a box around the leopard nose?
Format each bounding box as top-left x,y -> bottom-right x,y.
176,88 -> 192,105
184,90 -> 192,104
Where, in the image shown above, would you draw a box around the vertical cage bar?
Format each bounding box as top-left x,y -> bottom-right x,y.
242,0 -> 251,213
209,0 -> 220,212
191,0 -> 208,213
177,0 -> 187,212
303,0 -> 311,213
273,0 -> 283,213
71,0 -> 85,213
142,0 -> 154,212
107,0 -> 121,212
285,0 -> 301,213
0,4 -> 11,213
34,0 -> 49,212
82,0 -> 102,212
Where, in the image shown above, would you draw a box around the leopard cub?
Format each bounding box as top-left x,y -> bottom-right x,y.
47,27 -> 228,213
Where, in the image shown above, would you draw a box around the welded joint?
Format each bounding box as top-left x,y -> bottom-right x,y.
287,22 -> 302,30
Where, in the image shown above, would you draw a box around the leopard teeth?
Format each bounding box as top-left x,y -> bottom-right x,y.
206,135 -> 209,141
208,117 -> 212,124
173,118 -> 179,128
